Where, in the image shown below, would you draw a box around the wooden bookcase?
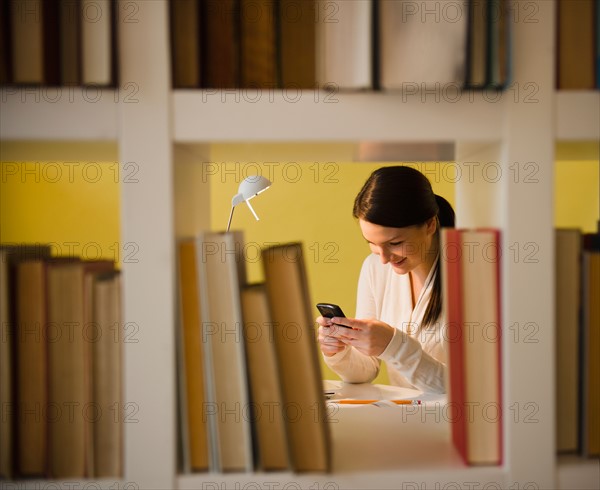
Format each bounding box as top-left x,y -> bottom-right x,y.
1,1 -> 599,489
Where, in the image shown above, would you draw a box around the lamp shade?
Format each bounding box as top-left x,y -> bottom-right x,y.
227,175 -> 272,231
232,175 -> 271,206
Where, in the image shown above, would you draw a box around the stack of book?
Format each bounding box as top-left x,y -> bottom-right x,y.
0,244 -> 123,479
555,229 -> 599,457
170,0 -> 512,91
441,228 -> 502,466
0,0 -> 118,87
176,232 -> 331,473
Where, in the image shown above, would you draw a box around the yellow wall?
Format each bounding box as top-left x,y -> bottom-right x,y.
554,142 -> 599,233
1,142 -> 598,383
555,160 -> 599,233
0,154 -> 121,264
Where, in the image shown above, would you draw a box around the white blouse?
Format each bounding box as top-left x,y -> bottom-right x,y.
323,253 -> 447,393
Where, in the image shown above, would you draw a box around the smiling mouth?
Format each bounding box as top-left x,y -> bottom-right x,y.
392,257 -> 407,267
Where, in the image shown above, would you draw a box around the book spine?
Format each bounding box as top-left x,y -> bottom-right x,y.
596,0 -> 600,89
81,0 -> 113,86
11,0 -> 44,84
59,0 -> 82,86
442,229 -> 468,464
0,0 -> 13,84
372,0 -> 380,91
42,0 -> 61,85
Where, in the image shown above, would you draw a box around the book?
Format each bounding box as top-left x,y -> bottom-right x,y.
380,0 -> 467,89
202,0 -> 241,88
261,243 -> 331,472
92,272 -> 122,477
170,0 -> 202,88
557,0 -> 596,89
81,0 -> 114,86
241,0 -> 278,89
441,229 -> 467,461
442,229 -> 502,465
0,244 -> 51,479
47,260 -> 114,478
279,0 -> 316,89
371,0 -> 380,90
240,284 -> 288,471
0,0 -> 11,84
597,0 -> 600,89
59,0 -> 81,85
581,233 -> 599,457
10,0 -> 44,84
177,239 -> 209,472
42,0 -> 60,86
465,0 -> 487,89
555,229 -> 582,453
196,231 -> 253,472
316,0 -> 372,90
487,0 -> 511,89
15,260 -> 49,476
0,249 -> 13,478
47,261 -> 86,478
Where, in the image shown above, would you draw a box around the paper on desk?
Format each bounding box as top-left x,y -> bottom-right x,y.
323,380 -> 420,400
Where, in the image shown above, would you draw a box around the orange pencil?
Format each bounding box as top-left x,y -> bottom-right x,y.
332,399 -> 422,405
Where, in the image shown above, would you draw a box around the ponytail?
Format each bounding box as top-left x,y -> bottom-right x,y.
434,194 -> 455,228
421,195 -> 456,330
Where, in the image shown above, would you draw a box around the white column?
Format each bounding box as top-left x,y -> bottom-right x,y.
501,1 -> 556,487
118,1 -> 175,488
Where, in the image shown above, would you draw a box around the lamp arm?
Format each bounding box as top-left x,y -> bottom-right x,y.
226,205 -> 235,232
245,199 -> 260,221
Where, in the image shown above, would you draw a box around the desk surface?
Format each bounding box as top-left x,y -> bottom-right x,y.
323,381 -> 456,473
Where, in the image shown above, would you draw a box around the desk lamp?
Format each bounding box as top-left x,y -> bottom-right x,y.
226,175 -> 271,232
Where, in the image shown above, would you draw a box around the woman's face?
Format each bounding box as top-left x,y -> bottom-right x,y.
359,218 -> 437,275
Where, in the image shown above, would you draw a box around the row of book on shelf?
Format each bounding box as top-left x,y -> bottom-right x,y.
2,0 -> 598,91
0,0 -> 117,87
2,227 -> 595,479
555,229 -> 599,458
176,232 -> 330,472
171,0 -> 600,91
0,245 -> 122,479
170,0 -> 511,91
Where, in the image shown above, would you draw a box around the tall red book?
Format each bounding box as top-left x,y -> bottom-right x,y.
442,228 -> 502,465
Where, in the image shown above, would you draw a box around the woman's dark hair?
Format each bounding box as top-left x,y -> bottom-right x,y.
353,166 -> 455,329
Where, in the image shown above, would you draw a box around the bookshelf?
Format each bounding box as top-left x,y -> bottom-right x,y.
1,1 -> 599,489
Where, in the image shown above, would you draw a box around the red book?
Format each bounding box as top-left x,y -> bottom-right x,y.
442,229 -> 502,465
441,229 -> 467,460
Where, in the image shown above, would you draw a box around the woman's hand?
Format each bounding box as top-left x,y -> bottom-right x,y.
324,317 -> 396,357
316,315 -> 348,357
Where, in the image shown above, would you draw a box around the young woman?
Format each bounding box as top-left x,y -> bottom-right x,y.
317,166 -> 455,394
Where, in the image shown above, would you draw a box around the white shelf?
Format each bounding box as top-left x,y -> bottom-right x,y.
0,87 -> 118,141
557,456 -> 600,490
179,467 -> 507,490
173,90 -> 505,143
179,405 -> 507,490
556,91 -> 600,141
2,88 -> 597,144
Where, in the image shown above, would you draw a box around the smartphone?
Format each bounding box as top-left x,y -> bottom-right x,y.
316,303 -> 350,327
